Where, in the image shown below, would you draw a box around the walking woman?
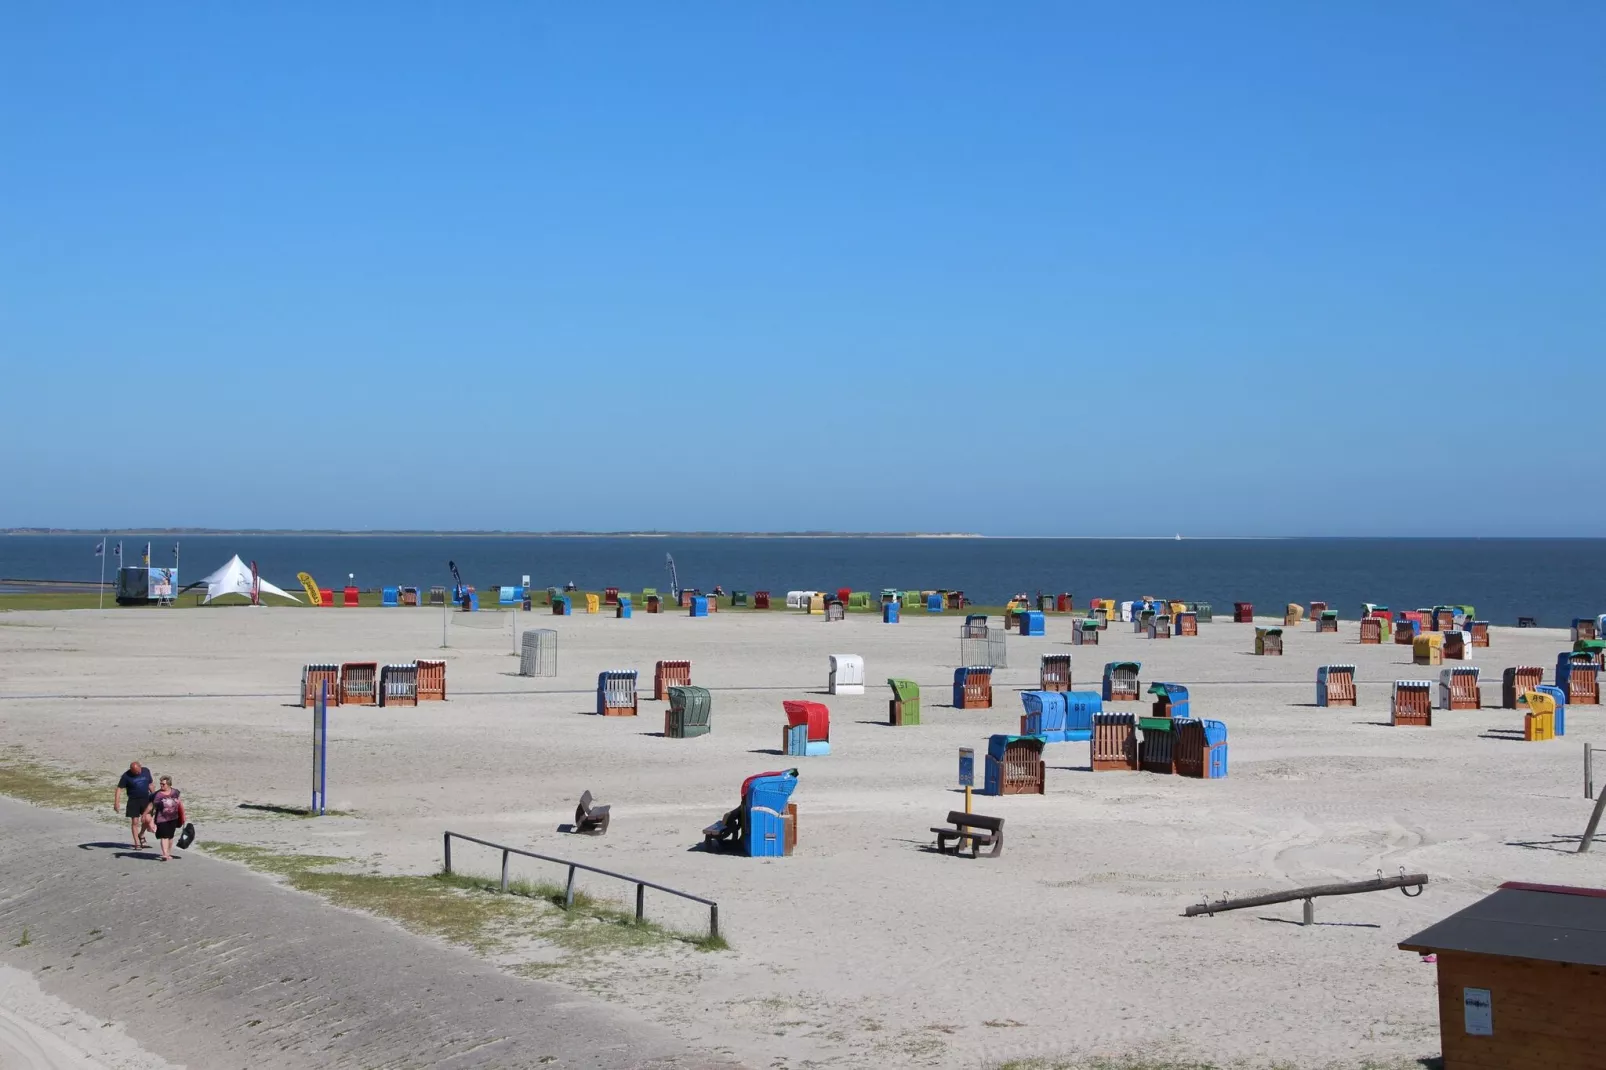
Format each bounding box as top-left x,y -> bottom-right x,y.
143,776 -> 187,861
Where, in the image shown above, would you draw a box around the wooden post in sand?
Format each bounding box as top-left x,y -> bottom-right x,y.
1578,789 -> 1606,854
958,748 -> 975,847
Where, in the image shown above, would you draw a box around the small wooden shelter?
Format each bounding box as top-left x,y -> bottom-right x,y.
1399,882 -> 1606,1069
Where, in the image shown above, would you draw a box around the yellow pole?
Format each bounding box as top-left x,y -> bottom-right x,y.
964,784 -> 972,814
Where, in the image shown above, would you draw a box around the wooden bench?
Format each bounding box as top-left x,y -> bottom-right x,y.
574,790 -> 610,835
931,811 -> 1004,858
702,807 -> 742,850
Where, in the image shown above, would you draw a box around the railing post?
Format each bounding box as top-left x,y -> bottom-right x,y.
434,832 -> 719,939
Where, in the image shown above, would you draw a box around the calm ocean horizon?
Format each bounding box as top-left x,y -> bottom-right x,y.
2,534 -> 1601,625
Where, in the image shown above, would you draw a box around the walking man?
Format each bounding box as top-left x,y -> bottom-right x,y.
113,760 -> 154,850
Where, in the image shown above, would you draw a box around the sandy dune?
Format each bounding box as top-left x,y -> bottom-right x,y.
0,966 -> 179,1070
2,604 -> 1602,1068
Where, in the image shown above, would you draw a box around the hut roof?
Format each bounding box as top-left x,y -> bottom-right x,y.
1399,883 -> 1606,967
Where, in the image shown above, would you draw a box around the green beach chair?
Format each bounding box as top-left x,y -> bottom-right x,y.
665,686 -> 712,738
888,678 -> 921,726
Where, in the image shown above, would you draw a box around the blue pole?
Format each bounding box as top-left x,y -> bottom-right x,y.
313,682 -> 328,815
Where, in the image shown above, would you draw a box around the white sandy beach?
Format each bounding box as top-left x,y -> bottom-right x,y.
1,604 -> 1601,1068
0,966 -> 180,1070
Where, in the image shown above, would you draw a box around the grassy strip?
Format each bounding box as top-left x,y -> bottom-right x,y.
0,749 -> 106,810
202,843 -> 726,958
436,870 -> 727,952
0,755 -> 725,959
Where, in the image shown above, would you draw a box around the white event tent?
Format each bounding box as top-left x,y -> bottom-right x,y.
198,555 -> 301,604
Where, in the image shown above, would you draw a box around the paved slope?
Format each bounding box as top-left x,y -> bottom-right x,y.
0,799 -> 740,1070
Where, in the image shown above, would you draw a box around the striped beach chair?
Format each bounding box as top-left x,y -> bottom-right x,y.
1101,661 -> 1141,701
1557,653 -> 1600,705
300,664 -> 341,708
953,666 -> 994,709
1502,666 -> 1544,709
1438,667 -> 1481,711
654,660 -> 691,700
1039,653 -> 1072,692
1317,665 -> 1357,707
1174,719 -> 1228,779
1092,713 -> 1138,771
339,662 -> 378,705
416,659 -> 446,701
1391,681 -> 1433,727
379,663 -> 418,707
595,670 -> 639,716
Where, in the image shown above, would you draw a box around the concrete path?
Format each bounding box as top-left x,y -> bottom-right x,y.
0,799 -> 742,1070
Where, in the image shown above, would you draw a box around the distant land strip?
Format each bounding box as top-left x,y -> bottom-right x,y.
1,528 -> 985,538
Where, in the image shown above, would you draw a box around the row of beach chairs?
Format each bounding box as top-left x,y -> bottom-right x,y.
299,660 -> 445,706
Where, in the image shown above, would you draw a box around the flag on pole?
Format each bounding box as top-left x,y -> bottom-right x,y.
114,542 -> 122,560
94,540 -> 105,557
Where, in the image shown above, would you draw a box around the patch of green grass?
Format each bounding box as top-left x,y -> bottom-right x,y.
202,842 -> 352,878
0,593 -> 111,611
435,871 -> 728,952
0,749 -> 106,810
201,843 -> 726,958
203,844 -> 523,951
16,928 -> 30,947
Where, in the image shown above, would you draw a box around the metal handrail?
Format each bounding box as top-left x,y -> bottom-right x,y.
442,831 -> 719,938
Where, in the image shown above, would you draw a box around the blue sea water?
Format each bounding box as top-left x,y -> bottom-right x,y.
3,535 -> 1602,625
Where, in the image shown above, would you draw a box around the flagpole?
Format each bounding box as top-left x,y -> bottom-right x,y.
98,536 -> 106,610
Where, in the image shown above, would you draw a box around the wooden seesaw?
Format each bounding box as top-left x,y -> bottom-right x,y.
1184,870 -> 1429,926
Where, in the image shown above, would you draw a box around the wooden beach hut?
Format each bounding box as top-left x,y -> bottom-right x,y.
1399,881 -> 1606,1069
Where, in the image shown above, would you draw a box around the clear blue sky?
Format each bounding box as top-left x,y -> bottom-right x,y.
3,3 -> 1601,535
